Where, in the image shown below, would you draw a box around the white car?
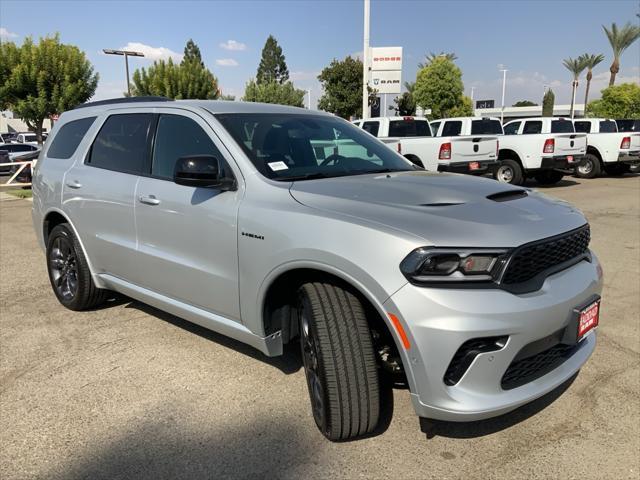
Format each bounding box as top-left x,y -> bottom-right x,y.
15,132 -> 40,145
573,118 -> 640,177
496,117 -> 587,185
353,116 -> 499,174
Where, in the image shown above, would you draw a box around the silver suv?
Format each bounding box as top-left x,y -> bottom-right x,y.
32,98 -> 603,441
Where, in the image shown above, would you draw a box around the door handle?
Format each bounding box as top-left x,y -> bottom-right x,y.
65,180 -> 82,189
139,194 -> 160,206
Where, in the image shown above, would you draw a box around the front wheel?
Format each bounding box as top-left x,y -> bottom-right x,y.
494,159 -> 523,185
575,154 -> 601,179
298,282 -> 382,441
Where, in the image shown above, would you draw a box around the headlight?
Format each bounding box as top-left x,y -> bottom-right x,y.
400,247 -> 510,285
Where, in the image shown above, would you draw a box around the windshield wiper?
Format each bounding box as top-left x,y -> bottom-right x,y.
275,172 -> 337,182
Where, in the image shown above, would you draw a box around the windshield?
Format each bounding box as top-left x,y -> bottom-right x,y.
471,119 -> 503,135
216,113 -> 415,181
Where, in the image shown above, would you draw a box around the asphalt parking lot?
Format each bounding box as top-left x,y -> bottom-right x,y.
1,175 -> 639,480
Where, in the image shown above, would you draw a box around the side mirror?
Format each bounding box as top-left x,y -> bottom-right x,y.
173,155 -> 235,190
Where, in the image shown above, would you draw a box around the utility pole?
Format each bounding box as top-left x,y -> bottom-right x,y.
306,89 -> 312,109
103,49 -> 145,96
362,0 -> 370,120
470,87 -> 476,116
499,65 -> 508,123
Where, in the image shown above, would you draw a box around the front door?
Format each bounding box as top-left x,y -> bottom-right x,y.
131,111 -> 242,321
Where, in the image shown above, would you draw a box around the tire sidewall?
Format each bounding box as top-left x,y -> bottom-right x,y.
495,159 -> 523,185
46,224 -> 84,309
576,154 -> 600,178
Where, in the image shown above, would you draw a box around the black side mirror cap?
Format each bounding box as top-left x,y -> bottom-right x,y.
173,155 -> 236,190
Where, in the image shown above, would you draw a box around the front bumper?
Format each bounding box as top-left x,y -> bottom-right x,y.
540,155 -> 583,171
618,150 -> 640,163
437,160 -> 499,175
383,252 -> 603,422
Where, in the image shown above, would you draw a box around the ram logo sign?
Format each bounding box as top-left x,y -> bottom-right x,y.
369,70 -> 402,94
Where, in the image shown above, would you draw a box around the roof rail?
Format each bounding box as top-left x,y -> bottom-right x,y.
73,96 -> 173,110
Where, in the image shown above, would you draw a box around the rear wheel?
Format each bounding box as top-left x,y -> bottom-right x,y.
298,282 -> 381,441
46,224 -> 109,311
494,159 -> 523,185
575,153 -> 601,179
534,170 -> 564,185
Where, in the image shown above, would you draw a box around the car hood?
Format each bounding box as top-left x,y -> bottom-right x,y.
289,171 -> 587,247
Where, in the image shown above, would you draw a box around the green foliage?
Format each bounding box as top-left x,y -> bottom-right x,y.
390,92 -> 416,116
0,34 -> 98,144
580,53 -> 605,107
563,56 -> 588,81
447,96 -> 473,118
219,94 -> 235,101
182,38 -> 204,67
586,83 -> 640,118
418,52 -> 457,69
413,57 -> 467,119
603,22 -> 640,85
512,100 -> 538,107
243,79 -> 304,107
317,56 -> 363,119
256,35 -> 289,84
542,89 -> 555,117
132,40 -> 219,100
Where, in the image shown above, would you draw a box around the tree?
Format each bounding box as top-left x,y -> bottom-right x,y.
412,57 -> 467,119
243,79 -> 304,107
219,94 -> 235,101
579,53 -> 605,109
542,88 -> 555,117
447,96 -> 473,117
317,56 -> 363,118
586,83 -> 640,118
390,92 -> 416,116
131,40 -> 219,99
182,38 -> 204,67
512,100 -> 538,107
418,51 -> 458,69
603,22 -> 640,86
256,35 -> 289,84
0,34 -> 98,144
562,56 -> 588,119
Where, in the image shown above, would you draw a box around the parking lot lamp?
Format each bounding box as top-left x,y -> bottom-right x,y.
499,65 -> 508,123
362,0 -> 371,119
103,49 -> 145,96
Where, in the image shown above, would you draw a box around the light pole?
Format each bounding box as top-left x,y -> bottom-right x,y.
498,65 -> 508,123
362,0 -> 371,120
306,89 -> 312,109
470,86 -> 476,116
103,49 -> 145,96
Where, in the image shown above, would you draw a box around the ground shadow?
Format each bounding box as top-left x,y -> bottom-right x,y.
115,295 -> 303,375
528,178 -> 580,188
419,373 -> 578,440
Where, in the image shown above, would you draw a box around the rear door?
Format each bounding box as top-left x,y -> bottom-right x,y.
63,112 -> 151,280
550,119 -> 586,156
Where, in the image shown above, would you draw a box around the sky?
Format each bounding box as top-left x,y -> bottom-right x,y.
1,0 -> 639,110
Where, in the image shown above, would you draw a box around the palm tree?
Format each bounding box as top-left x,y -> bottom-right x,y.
603,22 -> 640,86
418,52 -> 457,69
563,57 -> 588,119
579,53 -> 605,111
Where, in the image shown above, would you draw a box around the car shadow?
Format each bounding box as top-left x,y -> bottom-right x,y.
418,373 -> 578,440
117,295 -> 303,375
524,178 -> 580,188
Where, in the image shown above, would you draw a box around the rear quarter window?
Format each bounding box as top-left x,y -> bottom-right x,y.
471,119 -> 503,135
599,121 -> 617,133
388,120 -> 431,137
441,121 -> 462,136
47,117 -> 96,159
551,120 -> 574,133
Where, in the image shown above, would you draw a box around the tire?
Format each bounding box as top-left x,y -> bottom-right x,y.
604,163 -> 630,176
494,159 -> 523,185
46,223 -> 109,311
534,170 -> 564,185
298,282 -> 381,441
575,153 -> 601,179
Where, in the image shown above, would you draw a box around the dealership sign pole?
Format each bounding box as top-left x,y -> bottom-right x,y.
362,0 -> 371,120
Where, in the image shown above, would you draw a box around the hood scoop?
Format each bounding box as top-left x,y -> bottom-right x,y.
487,190 -> 528,202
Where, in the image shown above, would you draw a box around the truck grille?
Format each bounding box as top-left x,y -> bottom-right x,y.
501,342 -> 581,390
502,224 -> 590,285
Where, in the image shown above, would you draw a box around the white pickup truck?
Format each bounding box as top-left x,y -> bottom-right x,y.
352,116 -> 499,174
491,117 -> 587,185
573,118 -> 640,177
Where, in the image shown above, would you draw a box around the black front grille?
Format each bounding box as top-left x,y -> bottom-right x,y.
502,224 -> 590,285
501,343 -> 580,390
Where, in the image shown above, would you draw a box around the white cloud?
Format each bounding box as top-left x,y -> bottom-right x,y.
0,27 -> 18,39
219,40 -> 246,51
116,42 -> 182,62
216,58 -> 239,67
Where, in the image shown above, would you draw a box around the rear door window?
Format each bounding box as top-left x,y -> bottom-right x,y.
522,121 -> 542,134
598,121 -> 617,133
362,121 -> 380,137
87,113 -> 153,175
573,121 -> 591,133
441,121 -> 462,137
47,117 -> 96,159
388,120 -> 431,137
471,119 -> 503,135
551,120 -> 574,133
503,122 -> 521,135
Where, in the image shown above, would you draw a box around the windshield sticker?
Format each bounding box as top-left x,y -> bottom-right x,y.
268,161 -> 289,171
